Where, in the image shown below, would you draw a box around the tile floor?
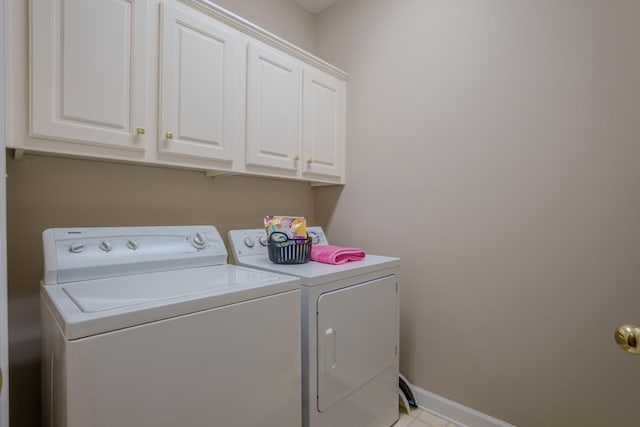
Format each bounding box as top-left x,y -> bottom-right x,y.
393,407 -> 461,427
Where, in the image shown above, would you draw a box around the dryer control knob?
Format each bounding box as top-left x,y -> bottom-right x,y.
69,243 -> 85,254
308,231 -> 320,245
99,240 -> 113,252
259,236 -> 268,246
244,236 -> 255,248
127,239 -> 139,251
190,232 -> 208,249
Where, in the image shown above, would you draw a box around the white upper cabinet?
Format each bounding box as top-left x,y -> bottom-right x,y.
246,43 -> 346,183
31,0 -> 147,151
302,67 -> 345,179
246,42 -> 302,172
18,0 -> 348,184
158,2 -> 243,163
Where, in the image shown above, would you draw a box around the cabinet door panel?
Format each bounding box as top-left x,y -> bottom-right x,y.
303,68 -> 344,178
159,2 -> 241,162
31,0 -> 146,150
246,43 -> 301,171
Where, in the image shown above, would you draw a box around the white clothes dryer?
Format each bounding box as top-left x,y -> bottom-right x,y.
41,225 -> 301,427
229,227 -> 400,427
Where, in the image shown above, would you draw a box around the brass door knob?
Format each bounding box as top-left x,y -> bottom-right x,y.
615,324 -> 640,355
165,132 -> 174,139
136,127 -> 146,135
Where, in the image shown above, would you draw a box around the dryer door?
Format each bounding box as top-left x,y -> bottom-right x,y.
317,275 -> 397,412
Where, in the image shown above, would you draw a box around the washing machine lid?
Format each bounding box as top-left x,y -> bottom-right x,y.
42,264 -> 299,340
236,254 -> 399,287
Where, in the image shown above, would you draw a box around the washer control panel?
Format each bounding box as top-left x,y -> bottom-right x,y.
43,226 -> 226,285
228,227 -> 328,260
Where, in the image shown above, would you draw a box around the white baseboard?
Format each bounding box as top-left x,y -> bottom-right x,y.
413,385 -> 516,427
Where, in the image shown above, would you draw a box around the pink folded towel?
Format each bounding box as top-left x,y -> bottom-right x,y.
310,245 -> 366,265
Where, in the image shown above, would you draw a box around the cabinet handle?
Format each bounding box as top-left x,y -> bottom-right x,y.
165,132 -> 174,139
306,158 -> 313,165
136,127 -> 146,135
292,155 -> 300,161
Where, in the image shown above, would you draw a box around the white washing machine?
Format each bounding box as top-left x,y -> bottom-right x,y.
229,227 -> 400,427
41,225 -> 301,427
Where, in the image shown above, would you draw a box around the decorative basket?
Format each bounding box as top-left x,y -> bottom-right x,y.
267,232 -> 312,264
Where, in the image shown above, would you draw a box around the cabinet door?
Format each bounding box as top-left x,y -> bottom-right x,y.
246,43 -> 301,171
159,2 -> 242,162
31,0 -> 146,151
302,67 -> 345,179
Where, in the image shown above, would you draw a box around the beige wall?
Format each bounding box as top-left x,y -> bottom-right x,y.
316,0 -> 640,425
6,1 -> 317,426
212,0 -> 316,54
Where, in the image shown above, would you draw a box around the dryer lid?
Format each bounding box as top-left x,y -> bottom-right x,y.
236,254 -> 399,286
228,228 -> 399,286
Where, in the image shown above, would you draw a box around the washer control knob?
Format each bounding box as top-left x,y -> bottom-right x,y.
99,240 -> 113,252
190,232 -> 208,249
127,239 -> 139,251
69,243 -> 85,254
259,236 -> 268,246
244,236 -> 255,248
